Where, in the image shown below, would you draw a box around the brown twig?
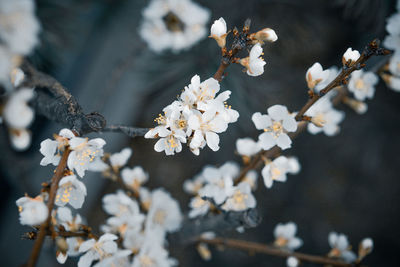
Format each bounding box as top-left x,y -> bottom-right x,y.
198,237 -> 363,267
26,148 -> 71,267
295,39 -> 390,122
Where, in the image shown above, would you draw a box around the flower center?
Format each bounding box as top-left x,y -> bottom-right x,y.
163,12 -> 185,32
355,79 -> 366,91
275,236 -> 288,247
271,166 -> 282,180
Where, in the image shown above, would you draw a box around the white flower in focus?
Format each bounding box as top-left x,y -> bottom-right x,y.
40,128 -> 75,166
305,62 -> 330,90
236,138 -> 261,158
210,17 -> 227,47
55,175 -> 87,209
16,195 -> 48,226
328,232 -> 357,263
146,189 -> 182,233
3,88 -> 34,129
240,43 -> 266,77
9,128 -> 31,151
348,70 -> 378,101
252,105 -> 297,150
273,222 -> 303,251
305,96 -> 345,136
287,256 -> 299,267
121,166 -> 149,191
68,137 -> 106,177
253,28 -> 278,44
139,0 -> 210,53
146,75 -> 238,155
343,47 -> 360,65
222,182 -> 256,212
109,148 -> 132,169
78,234 -> 118,267
0,0 -> 40,55
262,156 -> 300,188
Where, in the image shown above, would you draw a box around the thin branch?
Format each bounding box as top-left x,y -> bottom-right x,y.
198,237 -> 363,267
102,125 -> 149,138
20,60 -> 147,138
235,39 -> 389,184
295,39 -> 390,122
26,148 -> 71,267
173,208 -> 261,244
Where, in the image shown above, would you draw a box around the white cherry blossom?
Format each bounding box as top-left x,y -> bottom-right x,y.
252,105 -> 297,150
305,62 -> 330,90
188,196 -> 211,218
132,242 -> 177,267
222,182 -> 256,212
68,136 -> 106,177
78,234 -> 118,267
328,232 -> 357,263
139,0 -> 210,53
55,175 -> 87,209
121,166 -> 149,191
287,256 -> 299,267
146,75 -> 238,155
305,96 -> 345,136
145,189 -> 182,233
348,70 -> 378,101
210,17 -> 227,47
9,128 -> 31,151
262,156 -> 300,188
273,222 -> 303,251
3,88 -> 34,129
240,43 -> 266,77
254,28 -> 278,43
16,195 -> 48,226
343,47 -> 360,64
109,148 -> 132,169
236,137 -> 261,158
389,51 -> 400,76
39,128 -> 75,166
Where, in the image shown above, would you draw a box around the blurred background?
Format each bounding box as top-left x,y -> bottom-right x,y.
0,0 -> 399,266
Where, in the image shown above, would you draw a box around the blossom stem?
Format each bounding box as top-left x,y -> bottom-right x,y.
26,148 -> 71,267
198,237 -> 363,267
213,61 -> 230,82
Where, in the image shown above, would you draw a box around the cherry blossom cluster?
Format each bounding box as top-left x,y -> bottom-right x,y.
145,74 -> 239,155
0,0 -> 40,150
16,129 -> 106,227
382,1 -> 400,92
269,222 -> 374,267
210,17 -> 278,77
139,0 -> 210,53
183,162 -> 257,218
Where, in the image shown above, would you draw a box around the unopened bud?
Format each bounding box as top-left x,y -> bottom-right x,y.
197,243 -> 212,261
358,238 -> 373,260
253,28 -> 278,44
343,97 -> 368,114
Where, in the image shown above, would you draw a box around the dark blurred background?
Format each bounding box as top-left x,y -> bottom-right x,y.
0,0 -> 399,266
